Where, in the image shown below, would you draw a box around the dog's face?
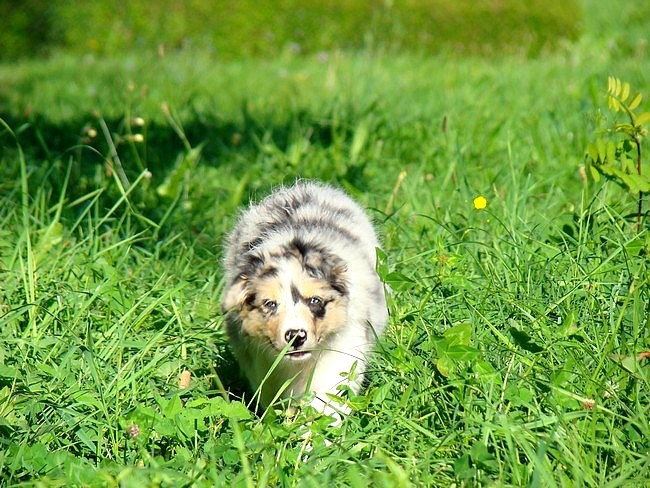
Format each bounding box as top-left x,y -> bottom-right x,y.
223,244 -> 349,361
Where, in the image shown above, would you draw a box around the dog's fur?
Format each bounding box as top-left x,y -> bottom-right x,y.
222,181 -> 388,416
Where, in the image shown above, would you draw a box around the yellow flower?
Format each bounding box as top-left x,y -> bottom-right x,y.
473,195 -> 487,210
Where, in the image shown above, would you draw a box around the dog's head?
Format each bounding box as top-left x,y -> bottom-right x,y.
223,239 -> 349,360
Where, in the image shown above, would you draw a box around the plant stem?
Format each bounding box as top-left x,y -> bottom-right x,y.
633,134 -> 643,232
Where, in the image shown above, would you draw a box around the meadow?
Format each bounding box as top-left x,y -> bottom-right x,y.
1,0 -> 649,486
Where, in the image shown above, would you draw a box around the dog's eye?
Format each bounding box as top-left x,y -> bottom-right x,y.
306,296 -> 326,317
263,299 -> 278,311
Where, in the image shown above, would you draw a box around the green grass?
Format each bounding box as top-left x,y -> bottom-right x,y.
1,0 -> 580,60
1,0 -> 649,485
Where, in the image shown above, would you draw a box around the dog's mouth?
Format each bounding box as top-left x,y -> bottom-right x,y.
285,350 -> 312,360
268,339 -> 314,360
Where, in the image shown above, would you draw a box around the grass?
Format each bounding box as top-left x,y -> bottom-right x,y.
2,0 -> 580,60
1,0 -> 649,485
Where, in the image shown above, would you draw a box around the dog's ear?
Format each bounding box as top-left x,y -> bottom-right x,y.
222,275 -> 249,312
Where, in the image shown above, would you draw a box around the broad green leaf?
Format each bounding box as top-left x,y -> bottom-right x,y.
586,142 -> 598,163
621,82 -> 630,101
474,360 -> 500,384
622,174 -> 650,193
607,76 -> 616,95
153,417 -> 176,437
375,247 -> 389,281
221,400 -> 252,420
634,111 -> 650,126
126,405 -> 158,426
470,441 -> 490,461
436,356 -> 455,377
0,365 -> 21,379
223,449 -> 240,466
597,162 -> 650,193
174,414 -> 195,440
443,322 -> 472,346
184,397 -> 210,410
612,122 -> 635,134
446,344 -> 480,361
190,396 -> 251,420
384,271 -> 414,291
595,161 -> 624,178
371,382 -> 392,404
629,93 -> 643,111
453,454 -> 474,479
160,394 -> 183,418
588,163 -> 601,182
624,237 -> 647,255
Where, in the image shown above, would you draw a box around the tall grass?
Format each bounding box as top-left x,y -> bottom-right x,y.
0,0 -> 649,485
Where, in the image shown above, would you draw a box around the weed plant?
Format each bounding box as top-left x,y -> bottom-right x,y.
0,0 -> 649,486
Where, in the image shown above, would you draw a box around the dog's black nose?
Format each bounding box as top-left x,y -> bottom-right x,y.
285,328 -> 307,348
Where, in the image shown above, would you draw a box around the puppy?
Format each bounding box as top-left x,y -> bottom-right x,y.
222,181 -> 388,418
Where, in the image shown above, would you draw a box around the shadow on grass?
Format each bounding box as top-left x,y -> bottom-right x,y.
0,105 -> 354,180
0,105 -> 375,236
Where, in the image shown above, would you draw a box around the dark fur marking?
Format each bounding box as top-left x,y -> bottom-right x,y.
241,237 -> 263,253
308,298 -> 328,319
252,217 -> 361,249
304,264 -> 324,280
281,194 -> 356,222
236,253 -> 265,281
243,293 -> 256,310
258,266 -> 279,279
283,238 -> 350,296
290,237 -> 312,258
329,272 -> 348,296
290,219 -> 360,245
284,193 -> 313,212
290,284 -> 302,304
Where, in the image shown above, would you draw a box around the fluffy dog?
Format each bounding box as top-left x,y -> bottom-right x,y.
222,181 -> 388,417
